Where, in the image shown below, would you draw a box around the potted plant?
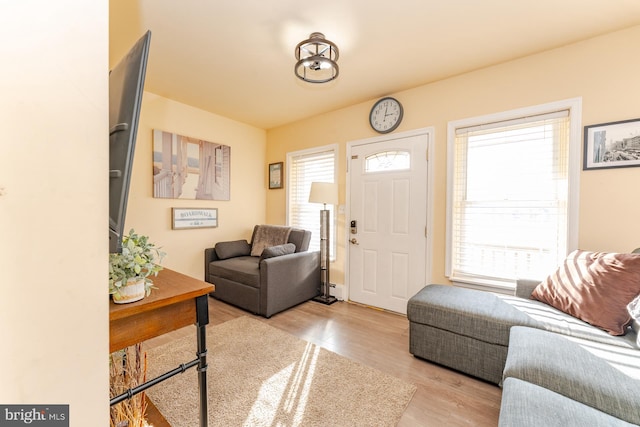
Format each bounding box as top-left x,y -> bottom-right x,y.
109,229 -> 165,304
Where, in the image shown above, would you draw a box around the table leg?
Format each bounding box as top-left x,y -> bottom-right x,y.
195,295 -> 209,427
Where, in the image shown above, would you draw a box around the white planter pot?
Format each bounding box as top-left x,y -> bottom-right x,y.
112,277 -> 146,304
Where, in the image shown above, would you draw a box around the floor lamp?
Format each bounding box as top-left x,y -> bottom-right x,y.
309,182 -> 339,305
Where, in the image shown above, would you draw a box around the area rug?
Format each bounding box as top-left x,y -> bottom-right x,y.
145,316 -> 416,426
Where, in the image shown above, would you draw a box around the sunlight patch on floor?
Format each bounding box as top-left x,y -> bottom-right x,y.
243,342 -> 320,427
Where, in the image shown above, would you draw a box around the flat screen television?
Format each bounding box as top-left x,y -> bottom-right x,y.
109,31 -> 151,253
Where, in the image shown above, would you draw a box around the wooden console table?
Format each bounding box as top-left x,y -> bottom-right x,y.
109,268 -> 214,427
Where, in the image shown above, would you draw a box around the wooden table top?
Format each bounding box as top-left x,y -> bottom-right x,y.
109,268 -> 214,321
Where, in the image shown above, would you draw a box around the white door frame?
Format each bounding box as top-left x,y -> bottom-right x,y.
344,127 -> 435,306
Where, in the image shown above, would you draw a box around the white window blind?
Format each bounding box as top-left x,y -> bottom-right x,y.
448,109 -> 573,289
287,146 -> 337,256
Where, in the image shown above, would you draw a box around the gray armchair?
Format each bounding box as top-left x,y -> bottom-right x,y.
204,225 -> 321,317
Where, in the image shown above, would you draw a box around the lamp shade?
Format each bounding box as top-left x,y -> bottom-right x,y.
308,182 -> 338,205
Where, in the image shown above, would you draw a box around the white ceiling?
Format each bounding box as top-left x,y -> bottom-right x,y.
110,0 -> 640,130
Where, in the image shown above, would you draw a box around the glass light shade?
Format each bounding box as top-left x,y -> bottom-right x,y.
294,32 -> 339,83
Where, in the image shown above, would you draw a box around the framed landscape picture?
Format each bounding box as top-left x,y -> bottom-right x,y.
583,118 -> 640,170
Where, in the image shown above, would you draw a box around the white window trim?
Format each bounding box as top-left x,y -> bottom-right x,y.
286,143 -> 339,259
445,98 -> 582,292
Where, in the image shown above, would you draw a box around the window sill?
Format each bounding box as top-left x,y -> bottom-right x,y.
450,276 -> 515,296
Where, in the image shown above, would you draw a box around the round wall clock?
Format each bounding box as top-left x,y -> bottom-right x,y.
369,97 -> 403,134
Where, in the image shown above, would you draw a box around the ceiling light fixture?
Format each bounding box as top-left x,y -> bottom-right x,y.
294,32 -> 339,83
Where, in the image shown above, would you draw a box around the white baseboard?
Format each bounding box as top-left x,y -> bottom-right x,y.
330,283 -> 345,300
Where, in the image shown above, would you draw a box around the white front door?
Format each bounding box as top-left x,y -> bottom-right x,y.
347,131 -> 429,314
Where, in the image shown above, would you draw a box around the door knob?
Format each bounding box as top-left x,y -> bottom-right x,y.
350,238 -> 359,245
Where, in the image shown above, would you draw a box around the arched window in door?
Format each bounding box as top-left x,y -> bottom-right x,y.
364,150 -> 410,172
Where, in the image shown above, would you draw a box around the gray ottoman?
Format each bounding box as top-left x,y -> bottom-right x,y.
407,284 -> 538,384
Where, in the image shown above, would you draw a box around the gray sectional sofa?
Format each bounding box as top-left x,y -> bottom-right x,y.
408,280 -> 640,426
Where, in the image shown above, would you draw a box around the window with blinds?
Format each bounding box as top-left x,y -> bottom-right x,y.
286,145 -> 337,256
446,100 -> 580,290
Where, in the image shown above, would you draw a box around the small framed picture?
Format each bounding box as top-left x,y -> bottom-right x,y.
583,118 -> 640,170
172,208 -> 218,230
269,162 -> 283,189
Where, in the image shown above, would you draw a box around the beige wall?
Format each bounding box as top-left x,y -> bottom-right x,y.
124,93 -> 267,279
0,1 -> 109,423
267,25 -> 640,287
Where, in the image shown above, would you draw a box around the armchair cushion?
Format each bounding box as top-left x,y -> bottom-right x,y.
215,240 -> 251,260
259,243 -> 296,262
250,225 -> 292,256
208,256 -> 260,288
287,229 -> 311,252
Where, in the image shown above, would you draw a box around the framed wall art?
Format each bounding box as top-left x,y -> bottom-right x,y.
153,129 -> 231,200
171,208 -> 218,230
269,162 -> 283,189
583,118 -> 640,170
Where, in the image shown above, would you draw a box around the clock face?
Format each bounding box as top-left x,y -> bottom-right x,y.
369,97 -> 403,133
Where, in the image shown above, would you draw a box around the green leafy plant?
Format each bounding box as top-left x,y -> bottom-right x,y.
109,229 -> 165,299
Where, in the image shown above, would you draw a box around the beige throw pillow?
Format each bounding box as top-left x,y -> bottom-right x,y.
531,250 -> 640,335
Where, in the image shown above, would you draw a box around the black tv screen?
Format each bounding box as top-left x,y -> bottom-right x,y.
109,31 -> 151,253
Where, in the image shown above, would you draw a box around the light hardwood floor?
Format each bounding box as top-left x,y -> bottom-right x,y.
144,297 -> 502,426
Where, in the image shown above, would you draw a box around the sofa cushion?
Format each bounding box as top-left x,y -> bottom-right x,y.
215,240 -> 251,260
630,296 -> 640,348
531,250 -> 640,335
503,326 -> 640,425
208,256 -> 260,288
498,293 -> 638,349
499,377 -> 636,427
629,294 -> 640,320
259,243 -> 296,262
515,278 -> 540,299
632,319 -> 640,348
